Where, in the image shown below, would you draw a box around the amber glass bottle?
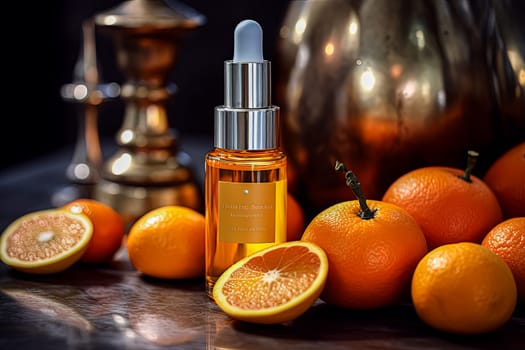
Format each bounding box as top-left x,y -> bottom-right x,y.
204,20 -> 287,298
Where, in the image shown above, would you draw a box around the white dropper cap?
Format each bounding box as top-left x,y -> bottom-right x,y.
233,19 -> 263,62
214,19 -> 280,150
222,19 -> 271,109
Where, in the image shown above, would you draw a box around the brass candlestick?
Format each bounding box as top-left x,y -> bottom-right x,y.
93,0 -> 205,225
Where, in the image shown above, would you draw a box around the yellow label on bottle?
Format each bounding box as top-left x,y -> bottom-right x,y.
218,181 -> 276,243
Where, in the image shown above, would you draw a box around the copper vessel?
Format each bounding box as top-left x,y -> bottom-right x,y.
276,0 -> 525,215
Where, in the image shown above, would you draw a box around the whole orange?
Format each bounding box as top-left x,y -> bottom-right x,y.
63,198 -> 125,263
411,242 -> 517,334
287,193 -> 306,241
483,142 -> 525,219
127,205 -> 205,279
482,217 -> 525,303
301,162 -> 428,309
382,153 -> 502,249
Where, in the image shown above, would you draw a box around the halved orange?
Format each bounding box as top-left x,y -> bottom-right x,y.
212,241 -> 328,324
0,209 -> 93,274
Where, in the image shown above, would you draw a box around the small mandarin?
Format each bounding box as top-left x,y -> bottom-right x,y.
287,192 -> 306,241
63,198 -> 125,264
482,217 -> 525,303
127,205 -> 205,279
411,242 -> 517,334
483,142 -> 525,219
382,151 -> 502,249
301,162 -> 428,309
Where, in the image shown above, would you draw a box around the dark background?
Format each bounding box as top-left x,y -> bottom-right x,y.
1,0 -> 290,169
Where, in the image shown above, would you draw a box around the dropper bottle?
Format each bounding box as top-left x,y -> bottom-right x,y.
204,19 -> 287,298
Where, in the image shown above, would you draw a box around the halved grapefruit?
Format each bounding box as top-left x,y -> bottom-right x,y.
0,209 -> 93,274
212,241 -> 328,324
